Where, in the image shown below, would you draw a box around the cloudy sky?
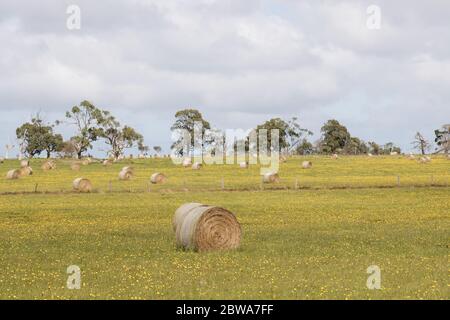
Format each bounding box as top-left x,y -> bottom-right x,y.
1,0 -> 449,156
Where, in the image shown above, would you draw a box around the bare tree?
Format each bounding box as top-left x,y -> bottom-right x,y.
411,132 -> 431,155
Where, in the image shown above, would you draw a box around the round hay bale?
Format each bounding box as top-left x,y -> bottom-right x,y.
239,161 -> 248,169
73,178 -> 92,192
81,159 -> 90,166
150,172 -> 167,184
390,151 -> 398,156
19,166 -> 33,176
302,161 -> 312,169
42,160 -> 56,171
408,154 -> 415,160
173,203 -> 241,252
368,153 -> 373,157
280,155 -> 287,163
419,157 -> 430,164
263,172 -> 280,183
331,154 -> 338,159
6,169 -> 21,180
192,162 -> 202,170
103,159 -> 113,166
0,157 -> 4,163
182,158 -> 192,167
71,162 -> 81,171
20,159 -> 29,168
118,169 -> 133,180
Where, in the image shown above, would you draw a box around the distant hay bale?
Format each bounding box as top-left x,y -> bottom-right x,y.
118,167 -> 134,180
103,159 -> 113,166
173,203 -> 241,252
419,157 -> 431,164
302,161 -> 312,169
182,158 -> 192,167
192,162 -> 202,170
81,159 -> 90,166
6,169 -> 21,180
42,160 -> 56,171
331,154 -> 338,159
390,152 -> 398,156
263,172 -> 280,183
280,155 -> 287,163
138,154 -> 145,159
71,162 -> 81,171
19,166 -> 33,176
0,157 -> 4,163
73,178 -> 93,193
408,154 -> 416,160
20,159 -> 29,168
368,153 -> 373,157
150,172 -> 167,184
239,161 -> 248,169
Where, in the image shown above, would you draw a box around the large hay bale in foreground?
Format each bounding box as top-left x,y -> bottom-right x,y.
182,158 -> 192,167
19,166 -> 33,176
173,203 -> 241,252
6,169 -> 21,180
150,172 -> 167,184
192,162 -> 202,170
263,172 -> 280,183
20,159 -> 29,168
42,160 -> 56,171
118,167 -> 134,180
302,161 -> 312,169
73,178 -> 93,192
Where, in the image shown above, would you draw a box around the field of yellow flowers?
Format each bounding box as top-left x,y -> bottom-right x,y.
0,156 -> 448,299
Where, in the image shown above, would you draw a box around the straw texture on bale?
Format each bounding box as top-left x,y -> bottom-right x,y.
20,159 -> 29,168
73,178 -> 93,192
302,161 -> 312,169
192,162 -> 202,170
263,172 -> 280,183
19,166 -> 33,176
182,158 -> 192,167
42,160 -> 56,171
173,203 -> 241,252
6,169 -> 21,180
150,172 -> 167,184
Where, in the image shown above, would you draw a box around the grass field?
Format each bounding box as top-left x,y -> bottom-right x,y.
0,156 -> 449,299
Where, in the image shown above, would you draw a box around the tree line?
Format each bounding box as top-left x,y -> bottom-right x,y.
170,109 -> 450,156
13,103 -> 450,159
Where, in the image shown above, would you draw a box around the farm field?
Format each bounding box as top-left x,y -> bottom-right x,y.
0,156 -> 449,299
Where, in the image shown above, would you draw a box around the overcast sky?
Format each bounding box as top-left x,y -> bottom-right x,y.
1,0 -> 449,156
